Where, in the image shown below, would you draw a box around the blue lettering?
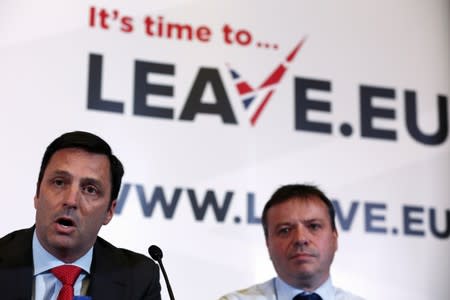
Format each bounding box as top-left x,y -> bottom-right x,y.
365,202 -> 387,233
187,189 -> 233,222
136,184 -> 181,218
332,200 -> 359,231
115,183 -> 132,214
246,192 -> 261,224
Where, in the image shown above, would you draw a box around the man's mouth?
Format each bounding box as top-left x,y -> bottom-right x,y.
56,217 -> 75,227
290,251 -> 314,260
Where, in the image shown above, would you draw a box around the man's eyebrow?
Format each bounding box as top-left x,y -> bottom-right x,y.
80,177 -> 104,187
48,170 -> 71,177
303,217 -> 325,223
274,221 -> 293,228
304,217 -> 321,221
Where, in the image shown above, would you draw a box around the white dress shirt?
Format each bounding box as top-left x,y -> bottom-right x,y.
219,276 -> 365,300
32,230 -> 93,300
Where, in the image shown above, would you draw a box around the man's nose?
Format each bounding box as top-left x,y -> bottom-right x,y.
293,225 -> 309,247
64,186 -> 80,207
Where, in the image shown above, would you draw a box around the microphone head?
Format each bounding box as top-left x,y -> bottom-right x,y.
148,245 -> 163,261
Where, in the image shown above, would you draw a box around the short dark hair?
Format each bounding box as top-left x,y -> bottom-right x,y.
36,131 -> 124,205
262,184 -> 337,238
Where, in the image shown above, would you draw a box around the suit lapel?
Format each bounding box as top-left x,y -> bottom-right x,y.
88,238 -> 128,299
0,227 -> 35,299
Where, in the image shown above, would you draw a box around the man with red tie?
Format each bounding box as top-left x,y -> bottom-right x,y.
0,131 -> 161,299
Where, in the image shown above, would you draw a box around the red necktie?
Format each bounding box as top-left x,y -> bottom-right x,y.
51,265 -> 82,300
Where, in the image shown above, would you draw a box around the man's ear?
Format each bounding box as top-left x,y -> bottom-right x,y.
34,195 -> 38,209
333,229 -> 338,251
103,200 -> 117,225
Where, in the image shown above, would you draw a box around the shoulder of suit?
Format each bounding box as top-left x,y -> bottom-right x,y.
94,236 -> 155,266
0,226 -> 33,245
0,227 -> 34,266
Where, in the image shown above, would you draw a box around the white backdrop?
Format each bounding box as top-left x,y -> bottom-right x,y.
0,1 -> 449,299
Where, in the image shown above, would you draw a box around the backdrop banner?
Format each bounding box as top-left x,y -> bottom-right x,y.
0,1 -> 448,299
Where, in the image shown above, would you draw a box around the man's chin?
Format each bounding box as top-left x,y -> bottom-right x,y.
49,235 -> 78,251
292,266 -> 317,280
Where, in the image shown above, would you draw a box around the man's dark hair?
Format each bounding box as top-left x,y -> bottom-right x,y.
36,131 -> 124,206
262,184 -> 337,238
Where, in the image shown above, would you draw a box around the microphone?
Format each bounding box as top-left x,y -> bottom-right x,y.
148,245 -> 175,300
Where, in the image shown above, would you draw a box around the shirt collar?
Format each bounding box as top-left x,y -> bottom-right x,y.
275,276 -> 335,300
32,229 -> 93,275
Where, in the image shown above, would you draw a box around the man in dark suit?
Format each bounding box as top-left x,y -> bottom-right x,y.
0,131 -> 161,299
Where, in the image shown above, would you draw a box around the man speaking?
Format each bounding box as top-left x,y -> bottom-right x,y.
0,131 -> 161,299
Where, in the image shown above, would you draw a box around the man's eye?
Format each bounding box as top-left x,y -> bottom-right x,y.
309,223 -> 321,230
278,227 -> 291,235
53,178 -> 64,187
83,185 -> 98,195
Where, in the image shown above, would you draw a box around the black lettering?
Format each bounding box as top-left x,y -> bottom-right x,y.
403,205 -> 425,236
429,208 -> 450,239
134,60 -> 175,119
405,91 -> 448,145
87,53 -> 124,113
179,68 -> 237,124
360,85 -> 396,140
294,77 -> 332,133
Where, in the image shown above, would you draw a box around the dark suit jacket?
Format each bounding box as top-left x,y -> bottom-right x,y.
0,227 -> 161,300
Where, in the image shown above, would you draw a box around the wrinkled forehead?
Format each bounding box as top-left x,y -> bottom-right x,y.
44,148 -> 112,180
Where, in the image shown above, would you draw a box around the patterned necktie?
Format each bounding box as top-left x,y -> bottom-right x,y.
51,265 -> 82,300
293,292 -> 323,300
